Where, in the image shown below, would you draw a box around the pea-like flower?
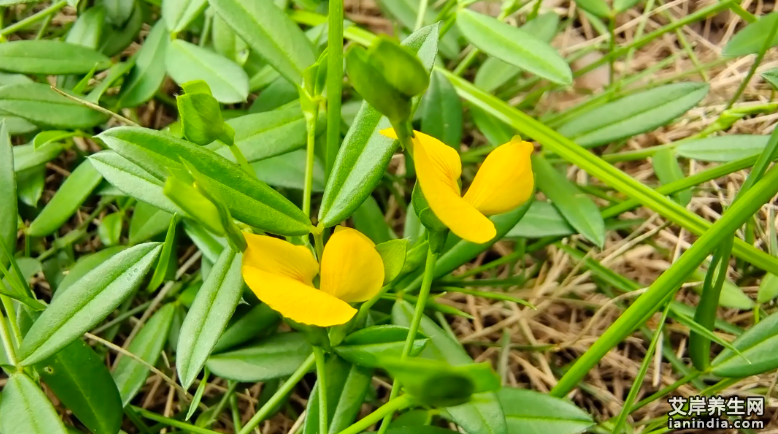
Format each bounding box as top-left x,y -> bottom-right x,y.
381,129 -> 534,244
241,227 -> 384,327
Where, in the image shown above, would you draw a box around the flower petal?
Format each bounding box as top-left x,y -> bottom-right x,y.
320,227 -> 384,302
242,266 -> 356,327
243,233 -> 319,285
463,138 -> 534,216
412,131 -> 495,243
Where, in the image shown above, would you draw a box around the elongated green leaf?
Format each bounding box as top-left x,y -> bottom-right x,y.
574,0 -> 609,17
104,0 -> 135,26
373,0 -> 459,58
0,374 -> 69,434
614,0 -> 642,12
533,155 -> 604,247
456,9 -> 571,85
392,300 -> 507,434
119,20 -> 169,108
757,273 -> 778,304
652,148 -> 691,206
98,212 -> 124,246
319,24 -> 439,227
97,127 -> 311,235
0,82 -> 108,129
16,165 -> 44,207
146,215 -> 177,291
762,68 -> 778,90
250,150 -> 325,191
208,0 -> 315,85
166,40 -> 249,104
13,142 -> 66,173
498,388 -> 593,434
676,135 -> 769,162
163,0 -> 207,33
334,325 -> 427,368
506,201 -> 572,238
90,151 -> 187,216
113,303 -> 176,406
723,12 -> 778,57
304,355 -> 373,434
470,104 -> 514,146
690,269 -> 754,310
206,333 -> 312,382
0,40 -> 111,75
27,160 -> 103,237
177,248 -> 243,388
422,71 -> 462,148
249,77 -> 298,112
213,303 -> 280,353
0,122 -> 16,267
98,1 -> 143,56
18,243 -> 161,365
66,6 -> 106,49
129,201 -> 174,244
35,339 -> 123,434
352,195 -> 395,244
712,310 -> 778,377
55,246 -> 126,299
212,14 -> 249,65
557,83 -> 709,148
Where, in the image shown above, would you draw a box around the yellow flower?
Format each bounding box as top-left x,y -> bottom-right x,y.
241,227 -> 385,327
381,129 -> 534,244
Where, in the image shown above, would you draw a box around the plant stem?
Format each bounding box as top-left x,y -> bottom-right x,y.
313,346 -> 329,434
0,0 -> 67,37
725,12 -> 778,110
131,406 -> 222,434
377,246 -> 438,433
325,0 -> 344,180
0,307 -> 18,367
227,144 -> 254,177
334,395 -> 413,434
303,109 -> 319,218
0,295 -> 22,348
607,15 -> 616,84
414,0 -> 428,31
238,354 -> 315,434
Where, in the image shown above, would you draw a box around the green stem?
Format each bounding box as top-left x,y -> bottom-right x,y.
378,246 -> 439,433
0,295 -> 22,348
325,0 -> 344,179
630,371 -> 703,413
131,406 -> 222,434
228,144 -> 254,177
303,109 -> 319,218
607,15 -> 616,84
334,395 -> 413,434
0,0 -> 67,37
238,354 -> 315,434
414,0 -> 428,30
725,12 -> 778,110
0,307 -> 17,367
313,346 -> 328,434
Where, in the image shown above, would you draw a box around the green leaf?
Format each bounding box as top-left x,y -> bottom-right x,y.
97,127 -> 311,235
690,269 -> 754,310
676,135 -> 769,162
27,160 -> 103,237
498,388 -> 593,434
176,80 -> 235,146
13,143 -> 66,175
757,273 -> 778,304
112,303 -> 176,406
0,374 -> 69,434
206,333 -> 312,382
334,325 -> 427,368
613,0 -> 642,12
104,0 -> 135,26
208,0 -> 316,85
723,12 -> 778,57
506,201 -> 572,238
212,14 -> 249,65
55,246 -> 126,298
89,151 -> 187,217
213,303 -> 280,353
367,36 -> 431,98
98,212 -> 124,246
456,9 -> 572,86
98,1 -> 143,57
163,0 -> 207,33
712,310 -> 778,377
118,20 -> 169,108
533,155 -> 605,247
762,68 -> 778,90
166,40 -> 249,104
0,40 -> 111,75
16,165 -> 45,207
0,82 -> 109,129
373,0 -> 460,59
470,104 -> 514,146
345,45 -> 411,124
129,201 -> 174,244
393,300 -> 507,434
573,0 -> 610,18
557,83 -> 709,148
18,243 -> 161,365
34,340 -> 123,434
652,149 -> 691,206
421,70 -> 462,148
66,6 -> 106,50
376,239 -> 407,284
474,13 -> 560,93
352,196 -> 395,244
146,215 -> 178,291
177,248 -> 243,388
304,356 -> 372,434
250,150 -> 325,191
319,24 -> 439,227
0,115 -> 38,135
0,122 -> 16,267
249,77 -> 298,112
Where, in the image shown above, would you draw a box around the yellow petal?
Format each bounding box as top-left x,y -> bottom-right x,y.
243,233 -> 319,285
320,227 -> 384,302
242,266 -> 356,327
413,131 -> 496,244
463,138 -> 534,216
379,128 -> 398,140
